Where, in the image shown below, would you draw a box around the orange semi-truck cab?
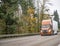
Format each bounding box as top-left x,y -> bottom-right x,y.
40,19 -> 53,35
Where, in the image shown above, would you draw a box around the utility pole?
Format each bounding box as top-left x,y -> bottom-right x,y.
37,0 -> 40,32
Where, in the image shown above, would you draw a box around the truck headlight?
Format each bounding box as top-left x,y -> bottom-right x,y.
40,31 -> 43,32
48,30 -> 51,32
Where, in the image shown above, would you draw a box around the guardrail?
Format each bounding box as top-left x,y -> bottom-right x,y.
0,33 -> 39,39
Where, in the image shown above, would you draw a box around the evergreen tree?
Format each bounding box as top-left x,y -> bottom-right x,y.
54,10 -> 59,23
54,10 -> 59,28
0,0 -> 18,34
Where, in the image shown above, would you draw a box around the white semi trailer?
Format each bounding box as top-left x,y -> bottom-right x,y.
52,20 -> 58,35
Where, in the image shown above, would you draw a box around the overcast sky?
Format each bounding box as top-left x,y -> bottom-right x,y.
34,0 -> 60,18
49,0 -> 60,18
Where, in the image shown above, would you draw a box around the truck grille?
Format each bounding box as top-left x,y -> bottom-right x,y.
43,30 -> 47,33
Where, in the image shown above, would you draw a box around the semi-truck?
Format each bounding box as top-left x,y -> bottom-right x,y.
40,19 -> 58,35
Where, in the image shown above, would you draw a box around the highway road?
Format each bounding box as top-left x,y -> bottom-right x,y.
0,33 -> 60,46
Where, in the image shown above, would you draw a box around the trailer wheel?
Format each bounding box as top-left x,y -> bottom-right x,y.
53,31 -> 58,35
51,30 -> 54,35
54,33 -> 57,35
40,34 -> 44,36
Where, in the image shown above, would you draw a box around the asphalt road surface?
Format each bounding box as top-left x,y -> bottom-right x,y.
0,33 -> 60,46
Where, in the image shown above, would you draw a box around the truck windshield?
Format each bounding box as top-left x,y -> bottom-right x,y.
42,25 -> 50,28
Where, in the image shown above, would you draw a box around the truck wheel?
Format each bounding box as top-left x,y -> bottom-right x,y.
52,31 -> 54,35
40,34 -> 44,36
